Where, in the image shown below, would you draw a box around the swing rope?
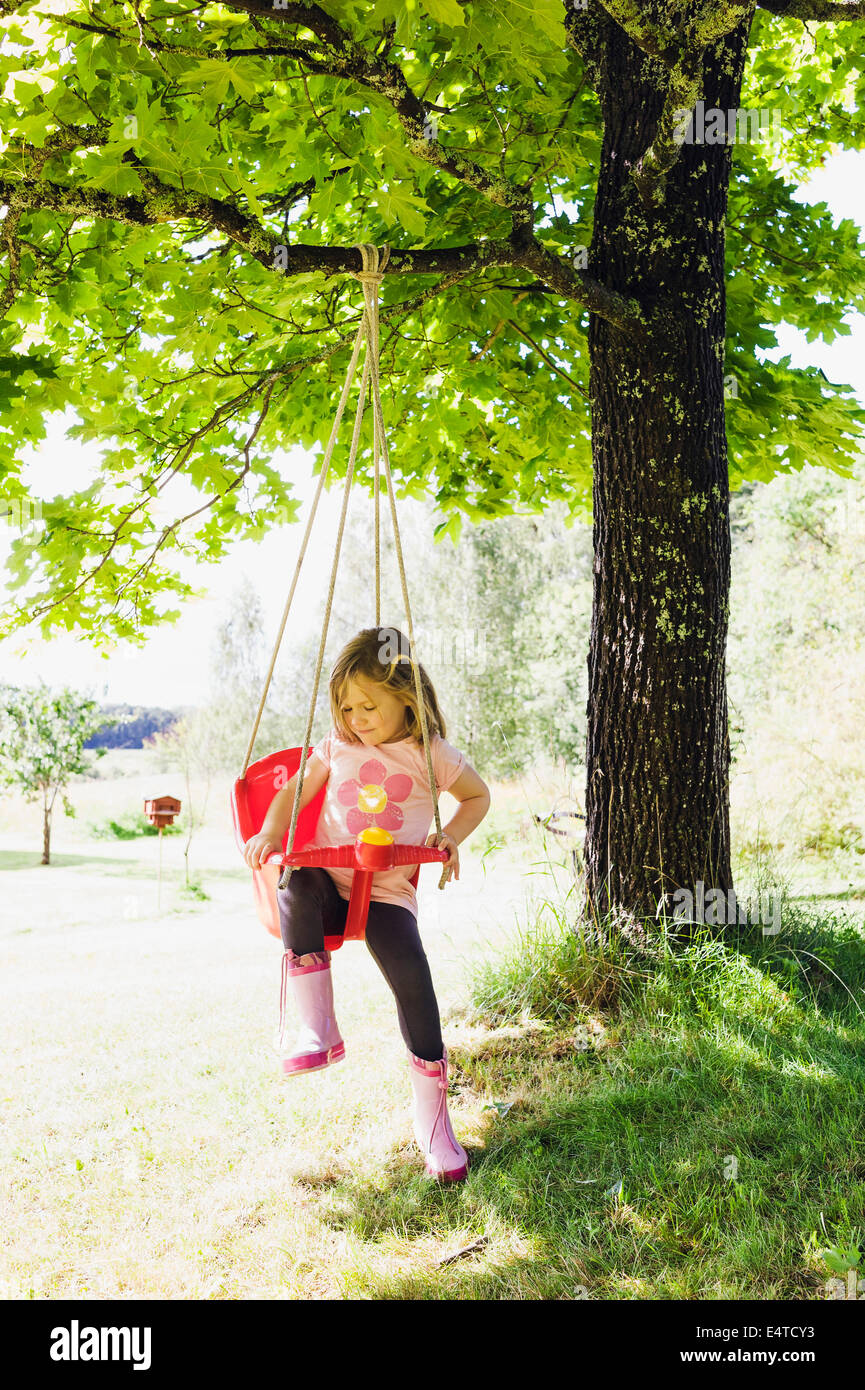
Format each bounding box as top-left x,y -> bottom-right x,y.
239,242 -> 448,893
360,255 -> 447,879
240,324 -> 366,781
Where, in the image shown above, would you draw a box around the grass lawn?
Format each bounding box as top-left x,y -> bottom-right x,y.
2,757 -> 864,1299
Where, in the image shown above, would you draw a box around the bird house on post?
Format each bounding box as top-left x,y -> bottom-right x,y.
143,796 -> 181,828
144,797 -> 182,911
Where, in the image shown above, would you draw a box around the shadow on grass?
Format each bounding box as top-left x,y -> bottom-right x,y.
789,888 -> 865,905
285,912 -> 865,1300
0,850 -> 148,872
0,850 -> 250,884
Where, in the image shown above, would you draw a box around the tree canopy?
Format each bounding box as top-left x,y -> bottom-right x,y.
1,0 -> 864,647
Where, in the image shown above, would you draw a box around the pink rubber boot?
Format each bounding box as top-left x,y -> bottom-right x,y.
408,1044 -> 469,1182
278,949 -> 345,1076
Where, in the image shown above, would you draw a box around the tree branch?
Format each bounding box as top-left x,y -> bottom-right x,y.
630,1 -> 757,209
563,0 -> 607,69
39,4 -> 532,224
0,167 -> 645,331
686,0 -> 757,44
0,206 -> 22,319
221,0 -> 345,47
756,0 -> 865,15
220,0 -> 534,227
592,0 -> 681,61
507,321 -> 589,398
35,10 -> 327,58
512,238 -> 646,333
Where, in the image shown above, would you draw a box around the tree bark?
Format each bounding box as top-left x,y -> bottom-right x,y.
42,798 -> 51,865
584,17 -> 754,923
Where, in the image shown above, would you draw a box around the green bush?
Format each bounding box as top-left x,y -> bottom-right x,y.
88,810 -> 183,840
179,877 -> 209,901
801,821 -> 865,857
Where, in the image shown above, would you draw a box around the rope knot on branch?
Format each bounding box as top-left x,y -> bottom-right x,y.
349,241 -> 390,289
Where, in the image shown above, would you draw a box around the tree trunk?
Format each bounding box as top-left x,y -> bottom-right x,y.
42,798 -> 51,865
584,18 -> 753,923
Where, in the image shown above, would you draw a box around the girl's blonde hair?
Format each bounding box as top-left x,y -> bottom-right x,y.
329,627 -> 447,745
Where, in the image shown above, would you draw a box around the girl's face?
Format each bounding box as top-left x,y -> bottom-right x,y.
339,677 -> 409,746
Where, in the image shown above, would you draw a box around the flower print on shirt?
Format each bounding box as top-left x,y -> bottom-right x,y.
309,729 -> 469,917
336,756 -> 413,835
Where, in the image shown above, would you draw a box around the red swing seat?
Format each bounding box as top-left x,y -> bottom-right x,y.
231,746 -> 447,952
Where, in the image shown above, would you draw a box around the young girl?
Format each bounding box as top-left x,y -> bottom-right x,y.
243,627 -> 491,1184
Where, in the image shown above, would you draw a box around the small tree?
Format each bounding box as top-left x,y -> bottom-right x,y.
206,574 -> 313,771
146,711 -> 220,888
0,683 -> 112,864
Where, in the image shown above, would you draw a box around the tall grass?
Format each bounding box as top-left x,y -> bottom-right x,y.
464,864 -> 865,1031
439,858 -> 865,1299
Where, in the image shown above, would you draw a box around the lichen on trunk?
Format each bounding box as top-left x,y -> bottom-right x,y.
584,15 -> 754,921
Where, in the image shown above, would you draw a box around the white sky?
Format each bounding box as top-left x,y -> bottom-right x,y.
2,148 -> 864,709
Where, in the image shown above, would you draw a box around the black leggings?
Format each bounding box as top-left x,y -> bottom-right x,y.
276,866 -> 444,1063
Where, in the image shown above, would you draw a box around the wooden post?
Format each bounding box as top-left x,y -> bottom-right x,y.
143,797 -> 181,911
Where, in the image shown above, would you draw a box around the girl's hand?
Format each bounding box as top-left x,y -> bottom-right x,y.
426,831 -> 459,882
244,832 -> 284,871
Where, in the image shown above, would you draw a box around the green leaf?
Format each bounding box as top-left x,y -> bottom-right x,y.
176,58 -> 262,103
421,0 -> 466,25
80,147 -> 145,197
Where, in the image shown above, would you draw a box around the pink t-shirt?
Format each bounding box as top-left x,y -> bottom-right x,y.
306,727 -> 467,918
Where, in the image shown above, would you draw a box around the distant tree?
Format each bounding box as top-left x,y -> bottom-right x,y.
0,683 -> 113,863
146,709 -> 220,886
726,460 -> 865,856
445,505 -> 593,779
205,573 -> 279,770
317,494 -> 594,778
277,492 -> 595,778
84,703 -> 186,751
203,573 -> 324,768
145,575 -> 314,879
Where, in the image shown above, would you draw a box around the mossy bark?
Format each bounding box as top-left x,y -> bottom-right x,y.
584,16 -> 753,921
